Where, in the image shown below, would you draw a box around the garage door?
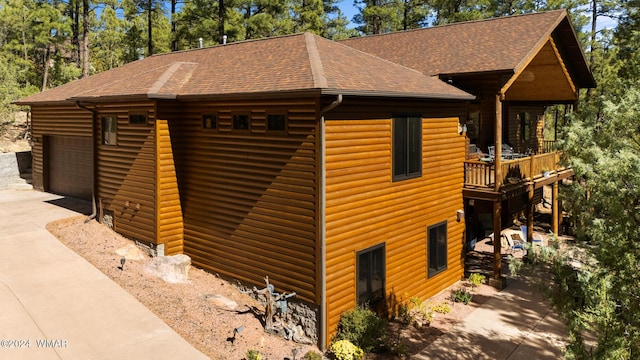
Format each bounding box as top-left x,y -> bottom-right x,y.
46,136 -> 92,200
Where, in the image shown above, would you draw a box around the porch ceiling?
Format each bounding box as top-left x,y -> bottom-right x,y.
504,39 -> 577,102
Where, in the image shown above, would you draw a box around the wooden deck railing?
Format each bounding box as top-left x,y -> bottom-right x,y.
464,151 -> 562,187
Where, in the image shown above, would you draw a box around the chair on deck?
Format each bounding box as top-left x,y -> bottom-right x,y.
501,229 -> 526,253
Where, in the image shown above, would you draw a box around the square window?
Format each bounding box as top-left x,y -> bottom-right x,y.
267,114 -> 286,132
203,114 -> 217,129
427,222 -> 448,278
102,116 -> 117,146
393,116 -> 422,181
356,244 -> 385,306
233,114 -> 250,131
129,114 -> 147,125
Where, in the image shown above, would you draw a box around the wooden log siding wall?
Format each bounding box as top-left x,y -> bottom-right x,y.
30,105 -> 93,191
324,117 -> 466,343
156,119 -> 183,255
166,98 -> 320,303
95,102 -> 157,246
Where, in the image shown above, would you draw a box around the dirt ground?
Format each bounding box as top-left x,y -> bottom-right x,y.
0,112 -> 30,153
47,215 -> 498,360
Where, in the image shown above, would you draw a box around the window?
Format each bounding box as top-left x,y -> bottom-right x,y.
427,222 -> 448,278
393,116 -> 422,181
267,113 -> 287,132
519,112 -> 531,141
102,116 -> 117,145
203,114 -> 217,129
129,114 -> 147,125
233,114 -> 250,131
356,244 -> 385,306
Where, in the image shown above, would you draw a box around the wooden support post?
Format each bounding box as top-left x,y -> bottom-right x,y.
492,200 -> 502,280
489,93 -> 506,289
526,187 -> 534,242
552,181 -> 559,235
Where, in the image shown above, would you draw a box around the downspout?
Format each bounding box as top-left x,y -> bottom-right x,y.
318,94 -> 342,350
75,101 -> 98,222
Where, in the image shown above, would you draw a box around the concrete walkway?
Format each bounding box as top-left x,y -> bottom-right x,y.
0,190 -> 208,360
415,277 -> 568,359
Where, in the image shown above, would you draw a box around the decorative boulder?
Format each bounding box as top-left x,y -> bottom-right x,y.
145,254 -> 191,283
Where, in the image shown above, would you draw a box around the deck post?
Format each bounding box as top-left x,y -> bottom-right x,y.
552,181 -> 559,235
526,187 -> 534,242
490,93 -> 505,288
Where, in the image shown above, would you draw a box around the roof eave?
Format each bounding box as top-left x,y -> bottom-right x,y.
321,88 -> 475,101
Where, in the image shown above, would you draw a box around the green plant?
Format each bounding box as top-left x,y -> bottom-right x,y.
396,301 -> 412,324
451,288 -> 473,305
246,349 -> 261,360
335,306 -> 387,353
468,273 -> 486,288
301,351 -> 323,360
330,339 -> 364,360
432,301 -> 451,314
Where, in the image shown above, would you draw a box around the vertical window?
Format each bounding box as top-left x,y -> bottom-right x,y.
520,112 -> 531,141
102,116 -> 117,145
129,114 -> 147,125
427,222 -> 448,278
233,114 -> 250,131
203,114 -> 217,129
393,116 -> 422,181
267,113 -> 287,132
356,244 -> 385,306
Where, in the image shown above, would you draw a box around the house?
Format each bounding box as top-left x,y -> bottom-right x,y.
16,32 -> 474,347
340,9 -> 595,284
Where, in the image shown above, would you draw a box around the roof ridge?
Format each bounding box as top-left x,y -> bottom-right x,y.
304,33 -> 328,89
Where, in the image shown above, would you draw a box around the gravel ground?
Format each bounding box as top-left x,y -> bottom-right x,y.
47,215 -> 498,360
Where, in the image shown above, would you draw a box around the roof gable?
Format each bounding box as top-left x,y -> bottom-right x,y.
16,33 -> 473,105
339,10 -> 595,89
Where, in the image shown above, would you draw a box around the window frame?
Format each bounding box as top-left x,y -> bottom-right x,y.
356,243 -> 386,307
232,113 -> 251,132
519,111 -> 531,141
202,113 -> 218,130
266,112 -> 287,133
101,115 -> 117,146
392,116 -> 423,181
129,113 -> 148,125
427,221 -> 448,278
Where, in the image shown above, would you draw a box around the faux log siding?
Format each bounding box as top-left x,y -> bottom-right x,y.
29,105 -> 93,191
168,99 -> 319,303
324,118 -> 466,344
156,119 -> 183,255
96,102 -> 157,246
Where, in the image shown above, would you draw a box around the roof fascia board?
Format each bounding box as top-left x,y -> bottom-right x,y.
548,36 -> 577,94
320,88 -> 475,101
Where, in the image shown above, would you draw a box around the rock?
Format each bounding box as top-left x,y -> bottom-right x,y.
115,244 -> 146,261
145,254 -> 191,283
206,294 -> 238,310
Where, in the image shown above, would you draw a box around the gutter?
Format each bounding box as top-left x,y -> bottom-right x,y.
318,93 -> 342,350
75,101 -> 98,223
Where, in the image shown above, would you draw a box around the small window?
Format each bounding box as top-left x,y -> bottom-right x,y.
267,114 -> 287,132
203,114 -> 217,129
393,116 -> 422,181
356,244 -> 385,306
129,114 -> 147,125
102,116 -> 117,145
520,112 -> 531,141
233,114 -> 250,131
427,222 -> 448,278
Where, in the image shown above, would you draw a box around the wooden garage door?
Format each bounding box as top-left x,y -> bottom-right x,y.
46,136 -> 92,200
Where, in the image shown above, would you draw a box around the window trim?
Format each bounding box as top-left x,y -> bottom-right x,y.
101,115 -> 117,146
427,221 -> 448,278
392,116 -> 422,181
356,243 -> 386,307
266,112 -> 288,133
232,113 -> 251,132
202,113 -> 218,130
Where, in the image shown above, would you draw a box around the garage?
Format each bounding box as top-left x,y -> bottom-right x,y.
46,136 -> 93,200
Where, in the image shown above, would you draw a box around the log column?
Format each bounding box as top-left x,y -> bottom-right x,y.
490,93 -> 505,288
552,181 -> 559,235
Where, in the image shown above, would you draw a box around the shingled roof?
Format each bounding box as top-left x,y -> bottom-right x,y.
16,33 -> 473,105
339,10 -> 595,89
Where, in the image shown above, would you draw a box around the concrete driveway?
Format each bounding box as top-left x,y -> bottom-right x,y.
0,190 -> 208,359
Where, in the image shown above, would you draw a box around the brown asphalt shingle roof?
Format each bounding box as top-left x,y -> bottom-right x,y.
339,10 -> 594,88
16,33 -> 473,105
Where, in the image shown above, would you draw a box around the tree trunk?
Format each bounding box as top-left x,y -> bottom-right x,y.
82,0 -> 90,77
219,0 -> 225,44
171,0 -> 177,51
42,45 -> 50,91
148,0 -> 153,56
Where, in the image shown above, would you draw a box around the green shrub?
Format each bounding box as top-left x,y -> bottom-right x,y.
468,273 -> 486,288
432,301 -> 451,314
396,301 -> 412,324
246,349 -> 261,360
451,288 -> 473,305
301,351 -> 323,360
335,306 -> 387,353
330,339 -> 364,360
